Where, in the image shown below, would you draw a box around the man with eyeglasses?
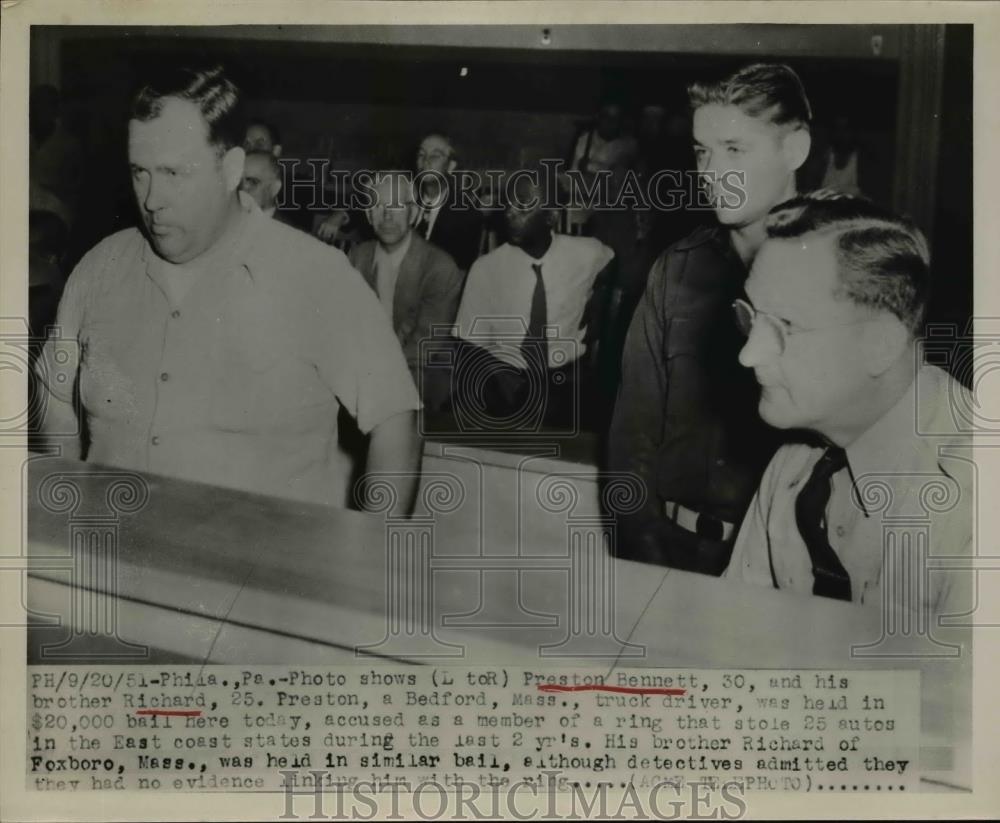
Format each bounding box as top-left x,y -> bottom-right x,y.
607,63 -> 812,574
726,194 -> 972,617
412,133 -> 483,273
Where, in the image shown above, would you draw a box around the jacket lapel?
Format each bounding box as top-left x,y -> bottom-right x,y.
356,242 -> 378,292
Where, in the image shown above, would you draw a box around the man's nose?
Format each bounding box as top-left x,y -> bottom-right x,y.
144,176 -> 167,212
737,321 -> 773,369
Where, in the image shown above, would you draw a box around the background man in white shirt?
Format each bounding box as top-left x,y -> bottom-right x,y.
453,171 -> 614,431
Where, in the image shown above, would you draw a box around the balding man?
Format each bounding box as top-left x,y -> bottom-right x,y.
239,150 -> 293,224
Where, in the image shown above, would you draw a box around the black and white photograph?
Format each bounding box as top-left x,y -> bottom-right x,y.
2,2 -> 998,820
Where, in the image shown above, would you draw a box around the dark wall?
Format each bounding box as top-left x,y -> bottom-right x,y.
55,33 -> 902,255
929,25 -> 973,335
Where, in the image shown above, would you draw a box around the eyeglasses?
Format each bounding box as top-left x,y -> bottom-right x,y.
416,150 -> 452,163
732,298 -> 875,356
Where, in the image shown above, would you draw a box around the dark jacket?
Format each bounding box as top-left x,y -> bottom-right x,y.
606,225 -> 782,562
423,196 -> 484,273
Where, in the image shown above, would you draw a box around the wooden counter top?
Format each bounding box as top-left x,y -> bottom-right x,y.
24,452 -> 971,788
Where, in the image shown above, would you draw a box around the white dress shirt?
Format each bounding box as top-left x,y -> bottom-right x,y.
372,232 -> 412,317
454,234 -> 614,370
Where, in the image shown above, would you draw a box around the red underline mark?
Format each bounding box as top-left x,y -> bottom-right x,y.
538,685 -> 686,696
134,709 -> 203,717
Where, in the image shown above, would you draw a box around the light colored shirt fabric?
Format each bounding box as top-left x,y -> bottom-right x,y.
727,364 -> 973,620
373,232 -> 412,317
454,234 -> 614,370
39,195 -> 421,508
821,148 -> 861,196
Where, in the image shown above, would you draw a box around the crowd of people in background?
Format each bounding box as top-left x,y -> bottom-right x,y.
28,59 -> 970,619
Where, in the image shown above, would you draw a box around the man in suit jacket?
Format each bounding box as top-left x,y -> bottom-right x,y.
413,133 -> 484,272
350,172 -> 465,411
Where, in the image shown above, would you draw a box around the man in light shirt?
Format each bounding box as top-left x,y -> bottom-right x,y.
453,171 -> 614,429
726,194 -> 972,620
349,173 -> 464,411
36,65 -> 422,515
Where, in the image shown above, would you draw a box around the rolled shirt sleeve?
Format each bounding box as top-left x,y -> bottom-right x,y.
303,248 -> 421,434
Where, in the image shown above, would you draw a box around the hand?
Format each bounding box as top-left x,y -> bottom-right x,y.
314,210 -> 349,243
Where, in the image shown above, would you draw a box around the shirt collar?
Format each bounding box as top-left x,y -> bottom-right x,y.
845,364 -> 945,488
507,232 -> 558,268
374,231 -> 412,268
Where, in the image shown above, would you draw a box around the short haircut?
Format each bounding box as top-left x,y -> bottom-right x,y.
420,132 -> 456,162
131,65 -> 245,153
247,119 -> 281,148
688,63 -> 812,130
765,194 -> 930,334
244,149 -> 281,179
372,171 -> 416,206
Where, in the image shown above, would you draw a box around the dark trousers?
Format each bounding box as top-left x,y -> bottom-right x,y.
443,343 -> 582,433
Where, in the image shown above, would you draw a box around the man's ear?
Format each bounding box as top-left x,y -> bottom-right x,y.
863,314 -> 909,377
273,144 -> 283,158
781,127 -> 812,173
269,179 -> 282,199
446,157 -> 458,174
222,146 -> 246,192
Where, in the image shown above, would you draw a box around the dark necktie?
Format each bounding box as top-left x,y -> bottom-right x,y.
415,210 -> 430,239
522,262 -> 548,373
794,446 -> 853,601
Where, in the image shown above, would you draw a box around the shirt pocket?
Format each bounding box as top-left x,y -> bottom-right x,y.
78,322 -> 142,424
209,323 -> 331,435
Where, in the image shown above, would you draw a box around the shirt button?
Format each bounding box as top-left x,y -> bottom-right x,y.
171,310 -> 181,319
715,458 -> 726,467
160,372 -> 169,382
151,435 -> 161,446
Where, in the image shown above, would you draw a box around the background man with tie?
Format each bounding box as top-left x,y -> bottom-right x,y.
726,194 -> 972,619
453,172 -> 614,430
412,133 -> 484,273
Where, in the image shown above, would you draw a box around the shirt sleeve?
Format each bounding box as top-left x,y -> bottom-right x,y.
304,247 -> 421,434
35,239 -> 104,404
454,256 -> 493,343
